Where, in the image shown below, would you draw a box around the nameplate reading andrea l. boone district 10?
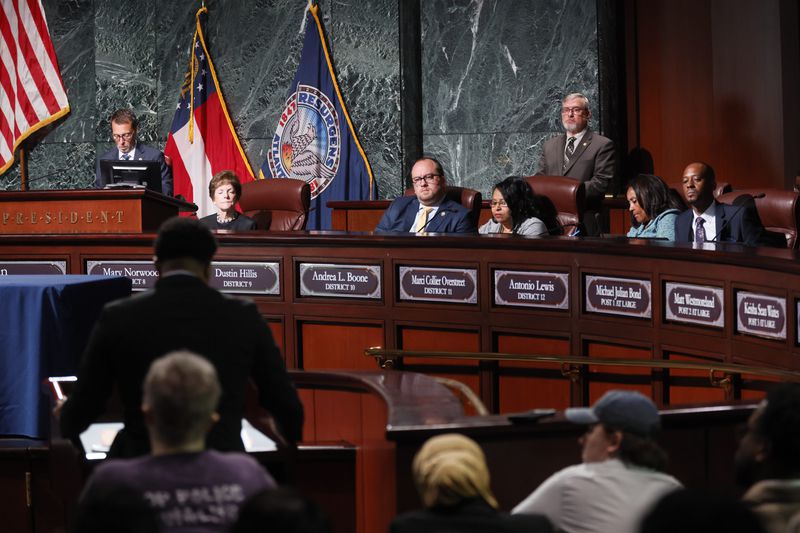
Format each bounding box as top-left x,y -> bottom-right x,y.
494,270 -> 569,309
298,263 -> 381,299
0,261 -> 67,275
736,291 -> 787,340
584,275 -> 651,318
398,266 -> 477,304
664,282 -> 724,328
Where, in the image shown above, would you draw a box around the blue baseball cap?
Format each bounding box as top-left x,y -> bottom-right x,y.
565,390 -> 661,436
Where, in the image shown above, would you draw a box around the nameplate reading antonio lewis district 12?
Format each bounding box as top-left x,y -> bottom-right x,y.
298,263 -> 381,299
736,290 -> 787,341
664,282 -> 724,328
494,270 -> 569,310
0,261 -> 67,275
398,266 -> 478,304
584,274 -> 652,318
86,260 -> 280,295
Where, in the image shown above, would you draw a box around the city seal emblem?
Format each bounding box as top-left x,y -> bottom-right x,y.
268,84 -> 340,199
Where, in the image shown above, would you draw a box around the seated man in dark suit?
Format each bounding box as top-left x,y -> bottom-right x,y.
95,108 -> 173,196
59,217 -> 303,457
375,157 -> 476,233
674,162 -> 768,246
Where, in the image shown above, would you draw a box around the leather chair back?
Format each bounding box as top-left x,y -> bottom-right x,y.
239,178 -> 311,231
523,175 -> 585,235
404,186 -> 483,227
717,189 -> 799,249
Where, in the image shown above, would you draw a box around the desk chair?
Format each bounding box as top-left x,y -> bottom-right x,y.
523,175 -> 586,235
239,178 -> 311,231
717,189 -> 799,249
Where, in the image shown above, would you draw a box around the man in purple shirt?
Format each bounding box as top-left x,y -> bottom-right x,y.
78,351 -> 275,532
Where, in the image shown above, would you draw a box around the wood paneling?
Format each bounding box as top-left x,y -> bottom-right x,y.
299,322 -> 383,371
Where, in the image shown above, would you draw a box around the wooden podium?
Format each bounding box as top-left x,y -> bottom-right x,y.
0,189 -> 196,234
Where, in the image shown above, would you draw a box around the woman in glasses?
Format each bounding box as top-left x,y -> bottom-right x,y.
479,176 -> 547,236
626,174 -> 683,241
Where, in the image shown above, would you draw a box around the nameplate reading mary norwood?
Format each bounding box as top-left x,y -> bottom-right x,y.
664,282 -> 724,328
298,263 -> 381,299
398,266 -> 477,304
584,275 -> 651,318
494,270 -> 569,310
736,291 -> 787,341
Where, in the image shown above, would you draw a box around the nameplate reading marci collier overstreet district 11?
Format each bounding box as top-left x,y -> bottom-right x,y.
85,260 -> 280,295
398,266 -> 478,304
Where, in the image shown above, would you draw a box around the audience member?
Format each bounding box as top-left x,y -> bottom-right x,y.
391,433 -> 552,533
78,351 -> 276,533
199,170 -> 257,231
736,383 -> 800,533
536,92 -> 615,235
70,487 -> 160,533
674,162 -> 771,246
95,108 -> 173,195
512,390 -> 681,533
639,488 -> 766,533
375,157 -> 476,233
626,174 -> 682,241
479,176 -> 547,236
59,217 -> 303,457
231,487 -> 329,533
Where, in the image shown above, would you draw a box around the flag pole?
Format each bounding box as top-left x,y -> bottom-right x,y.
19,146 -> 29,191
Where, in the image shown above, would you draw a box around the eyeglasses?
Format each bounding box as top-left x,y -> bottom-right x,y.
490,200 -> 508,208
411,174 -> 441,185
561,107 -> 587,116
112,132 -> 134,141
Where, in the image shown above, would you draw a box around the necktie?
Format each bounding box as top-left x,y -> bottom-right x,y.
416,206 -> 433,233
121,154 -> 131,161
563,137 -> 576,172
695,218 -> 706,243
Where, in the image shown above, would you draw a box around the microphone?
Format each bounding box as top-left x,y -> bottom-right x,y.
25,169 -> 70,185
708,192 -> 764,243
416,208 -> 455,233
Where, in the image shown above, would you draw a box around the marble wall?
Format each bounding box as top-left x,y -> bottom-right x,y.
1,0 -> 601,200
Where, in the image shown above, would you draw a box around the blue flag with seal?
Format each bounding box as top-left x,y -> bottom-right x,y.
260,2 -> 375,230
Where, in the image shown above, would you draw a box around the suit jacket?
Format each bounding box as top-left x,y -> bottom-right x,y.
674,201 -> 767,247
60,274 -> 303,458
95,143 -> 173,196
536,129 -> 615,203
375,196 -> 476,233
391,499 -> 553,533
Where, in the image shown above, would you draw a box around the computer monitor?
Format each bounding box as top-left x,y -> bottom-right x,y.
99,159 -> 162,195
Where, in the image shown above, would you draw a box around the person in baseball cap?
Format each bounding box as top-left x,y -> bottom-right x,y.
513,390 -> 682,533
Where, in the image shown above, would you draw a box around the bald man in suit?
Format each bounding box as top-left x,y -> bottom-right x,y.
536,93 -> 615,235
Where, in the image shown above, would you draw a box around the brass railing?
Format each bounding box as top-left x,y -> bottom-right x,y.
364,347 -> 800,393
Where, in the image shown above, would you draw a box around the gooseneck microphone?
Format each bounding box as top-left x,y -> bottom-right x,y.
708,192 -> 765,243
416,208 -> 455,233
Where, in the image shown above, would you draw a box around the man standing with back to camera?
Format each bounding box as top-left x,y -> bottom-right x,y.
95,108 -> 173,196
536,93 -> 615,236
59,217 -> 303,457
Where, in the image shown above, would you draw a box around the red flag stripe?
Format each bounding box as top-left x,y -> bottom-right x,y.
0,0 -> 69,175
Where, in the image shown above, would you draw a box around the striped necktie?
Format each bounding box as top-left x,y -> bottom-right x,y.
416,206 -> 433,233
563,137 -> 576,172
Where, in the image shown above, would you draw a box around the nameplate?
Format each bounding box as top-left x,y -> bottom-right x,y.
494,270 -> 569,309
736,291 -> 787,340
298,263 -> 381,299
664,282 -> 724,328
0,260 -> 67,275
208,262 -> 280,295
86,260 -> 158,290
398,266 -> 478,304
584,275 -> 651,318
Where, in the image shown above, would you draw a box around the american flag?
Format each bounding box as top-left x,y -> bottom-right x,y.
165,6 -> 253,217
0,0 -> 70,176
